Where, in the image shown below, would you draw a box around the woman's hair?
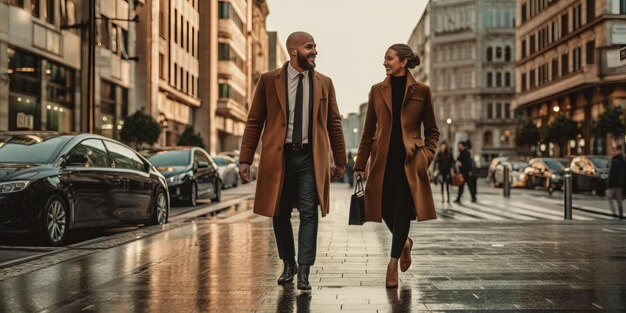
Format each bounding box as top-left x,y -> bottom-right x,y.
388,44 -> 421,69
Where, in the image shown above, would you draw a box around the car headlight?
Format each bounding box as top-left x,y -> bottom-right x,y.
551,174 -> 556,179
168,173 -> 187,184
0,180 -> 31,194
600,173 -> 608,180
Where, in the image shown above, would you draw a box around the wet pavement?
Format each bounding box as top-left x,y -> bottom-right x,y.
1,183 -> 626,312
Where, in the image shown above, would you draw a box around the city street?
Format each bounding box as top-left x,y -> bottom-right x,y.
1,180 -> 626,312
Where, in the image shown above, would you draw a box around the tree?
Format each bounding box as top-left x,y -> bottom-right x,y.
177,127 -> 205,148
119,110 -> 161,150
515,119 -> 540,155
595,105 -> 625,139
544,115 -> 578,156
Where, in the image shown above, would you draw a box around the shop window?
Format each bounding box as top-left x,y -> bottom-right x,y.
483,131 -> 493,146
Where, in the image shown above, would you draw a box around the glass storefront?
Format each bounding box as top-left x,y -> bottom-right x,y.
7,47 -> 76,132
98,80 -> 129,139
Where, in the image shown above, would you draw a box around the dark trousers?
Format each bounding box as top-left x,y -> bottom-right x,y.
456,173 -> 477,201
440,172 -> 450,202
382,173 -> 412,259
273,149 -> 318,265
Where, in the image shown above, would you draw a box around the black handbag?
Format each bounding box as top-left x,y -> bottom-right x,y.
349,179 -> 366,225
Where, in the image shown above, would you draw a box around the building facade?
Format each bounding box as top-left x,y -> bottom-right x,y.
408,0 -> 517,163
514,0 -> 626,157
0,0 -> 82,132
267,31 -> 288,71
136,0 -> 201,146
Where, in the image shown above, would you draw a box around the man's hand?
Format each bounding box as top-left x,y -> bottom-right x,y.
333,164 -> 345,180
239,163 -> 251,183
354,170 -> 365,181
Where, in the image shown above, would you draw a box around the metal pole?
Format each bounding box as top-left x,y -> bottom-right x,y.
503,165 -> 510,198
564,167 -> 572,219
87,0 -> 96,133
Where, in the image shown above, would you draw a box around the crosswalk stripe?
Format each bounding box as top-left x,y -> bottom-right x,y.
436,208 -> 482,220
443,204 -> 509,220
507,201 -> 594,220
537,198 -> 614,219
481,200 -> 562,220
459,201 -> 536,220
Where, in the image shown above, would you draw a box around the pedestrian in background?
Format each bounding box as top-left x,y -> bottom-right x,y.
607,145 -> 625,220
454,141 -> 477,203
347,151 -> 355,187
238,31 -> 346,290
354,43 -> 439,288
434,142 -> 454,203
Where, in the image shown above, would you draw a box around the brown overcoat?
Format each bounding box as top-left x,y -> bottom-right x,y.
354,74 -> 439,222
239,63 -> 346,218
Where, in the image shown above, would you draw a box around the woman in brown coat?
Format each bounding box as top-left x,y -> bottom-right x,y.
354,44 -> 439,288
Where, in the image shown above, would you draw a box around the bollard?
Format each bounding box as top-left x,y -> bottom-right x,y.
503,165 -> 510,198
563,167 -> 572,220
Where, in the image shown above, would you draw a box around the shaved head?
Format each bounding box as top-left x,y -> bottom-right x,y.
286,31 -> 314,50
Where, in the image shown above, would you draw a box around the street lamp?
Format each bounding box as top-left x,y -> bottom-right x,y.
446,118 -> 452,144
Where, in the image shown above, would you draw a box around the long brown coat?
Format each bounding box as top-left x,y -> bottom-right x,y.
239,63 -> 346,218
354,74 -> 439,222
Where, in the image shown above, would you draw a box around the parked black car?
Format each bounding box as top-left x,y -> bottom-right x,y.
570,155 -> 610,196
523,157 -> 570,192
147,147 -> 222,206
0,132 -> 169,246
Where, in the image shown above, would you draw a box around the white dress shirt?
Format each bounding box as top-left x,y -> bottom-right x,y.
285,62 -> 310,144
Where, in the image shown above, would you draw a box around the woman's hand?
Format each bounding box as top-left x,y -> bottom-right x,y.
354,170 -> 365,181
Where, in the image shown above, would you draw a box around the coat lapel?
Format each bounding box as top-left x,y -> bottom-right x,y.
381,77 -> 392,113
274,63 -> 288,121
312,71 -> 321,122
403,74 -> 419,109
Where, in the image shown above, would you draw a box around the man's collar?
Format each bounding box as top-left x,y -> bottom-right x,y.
287,62 -> 308,80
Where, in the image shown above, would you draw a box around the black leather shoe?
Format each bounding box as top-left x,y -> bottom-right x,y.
277,260 -> 297,284
297,265 -> 311,290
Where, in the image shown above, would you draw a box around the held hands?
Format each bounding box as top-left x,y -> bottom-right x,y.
239,163 -> 251,183
331,164 -> 345,179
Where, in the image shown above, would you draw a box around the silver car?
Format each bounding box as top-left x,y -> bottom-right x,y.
213,155 -> 240,188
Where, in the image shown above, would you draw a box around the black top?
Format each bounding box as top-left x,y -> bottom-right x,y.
435,150 -> 454,174
457,149 -> 474,175
388,74 -> 407,164
609,154 -> 625,188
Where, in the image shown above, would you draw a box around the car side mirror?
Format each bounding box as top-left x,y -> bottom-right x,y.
198,161 -> 209,169
65,154 -> 87,166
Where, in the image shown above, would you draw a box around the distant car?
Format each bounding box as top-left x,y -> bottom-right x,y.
494,161 -> 528,188
523,157 -> 570,192
487,157 -> 509,183
570,155 -> 610,196
219,150 -> 257,180
0,132 -> 169,246
213,155 -> 240,188
147,147 -> 222,206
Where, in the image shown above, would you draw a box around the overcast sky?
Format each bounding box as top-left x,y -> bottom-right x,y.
265,0 -> 428,116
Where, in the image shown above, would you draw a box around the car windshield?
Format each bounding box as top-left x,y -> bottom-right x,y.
590,157 -> 609,169
213,157 -> 226,166
147,150 -> 190,166
0,135 -> 69,164
544,159 -> 567,171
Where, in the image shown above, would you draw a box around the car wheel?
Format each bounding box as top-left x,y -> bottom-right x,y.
212,180 -> 222,202
149,190 -> 169,225
186,182 -> 197,207
40,195 -> 69,246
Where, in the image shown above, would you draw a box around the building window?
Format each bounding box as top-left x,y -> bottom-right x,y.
587,0 -> 595,23
180,15 -> 183,48
573,47 -> 581,72
110,25 -> 118,53
505,72 -> 511,87
174,63 -> 178,86
521,40 -> 527,58
484,131 -> 493,146
505,46 -> 511,62
180,67 -> 183,90
561,12 -> 569,36
487,103 -> 493,119
159,0 -> 166,37
521,3 -> 527,23
487,47 -> 493,62
218,1 -> 244,33
521,73 -> 527,91
218,83 -> 245,105
159,53 -> 165,78
174,9 -> 178,43
46,61 -> 74,106
586,40 -> 595,64
487,72 -> 493,87
44,0 -> 54,24
530,69 -> 536,88
496,103 -> 502,118
561,53 -> 569,76
97,16 -> 110,50
621,0 -> 626,13
186,21 -> 190,52
496,72 -> 502,87
530,34 -> 536,54
191,27 -> 195,57
552,58 -> 559,80
505,103 -> 511,119
551,20 -> 558,42
573,4 -> 581,31
496,47 -> 503,59
7,48 -> 41,131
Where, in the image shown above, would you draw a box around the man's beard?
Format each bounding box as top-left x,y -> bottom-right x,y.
297,51 -> 315,70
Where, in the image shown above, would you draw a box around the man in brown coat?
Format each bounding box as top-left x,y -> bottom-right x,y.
238,32 -> 346,290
